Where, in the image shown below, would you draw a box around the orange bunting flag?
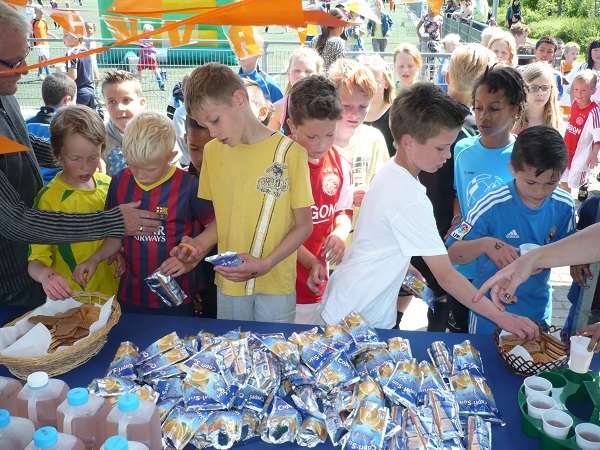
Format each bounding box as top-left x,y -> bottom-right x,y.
427,0 -> 444,15
0,135 -> 30,155
296,27 -> 307,46
50,8 -> 86,38
103,15 -> 143,44
223,26 -> 261,60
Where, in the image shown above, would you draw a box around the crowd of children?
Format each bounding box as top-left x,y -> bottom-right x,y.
21,13 -> 600,340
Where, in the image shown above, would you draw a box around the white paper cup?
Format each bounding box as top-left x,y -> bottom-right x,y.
520,243 -> 540,255
527,394 -> 556,419
523,375 -> 552,397
542,409 -> 573,440
569,336 -> 594,373
576,423 -> 600,450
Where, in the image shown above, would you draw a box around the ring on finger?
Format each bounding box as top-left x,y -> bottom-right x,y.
139,225 -> 143,232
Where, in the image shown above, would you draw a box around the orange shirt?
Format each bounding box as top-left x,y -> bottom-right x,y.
31,18 -> 49,46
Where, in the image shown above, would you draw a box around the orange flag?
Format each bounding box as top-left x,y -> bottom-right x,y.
0,135 -> 30,155
427,0 -> 444,15
50,8 -> 86,37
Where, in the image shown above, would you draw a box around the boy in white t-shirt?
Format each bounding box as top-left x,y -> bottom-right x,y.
319,83 -> 539,340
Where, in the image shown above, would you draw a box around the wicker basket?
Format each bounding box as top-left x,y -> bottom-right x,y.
0,291 -> 120,380
493,323 -> 569,377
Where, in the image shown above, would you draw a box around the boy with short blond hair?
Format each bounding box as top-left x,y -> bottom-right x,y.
73,111 -> 215,316
561,70 -> 600,199
561,42 -> 581,114
178,62 -> 313,323
287,75 -> 354,325
319,83 -> 539,340
101,70 -> 147,175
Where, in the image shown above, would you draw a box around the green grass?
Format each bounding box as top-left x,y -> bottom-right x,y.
16,2 -> 420,114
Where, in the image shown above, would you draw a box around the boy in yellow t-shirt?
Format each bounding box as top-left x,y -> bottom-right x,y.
174,63 -> 314,323
28,105 -> 120,299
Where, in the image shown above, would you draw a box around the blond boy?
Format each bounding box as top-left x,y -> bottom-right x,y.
73,112 -> 214,316
561,70 -> 600,199
174,63 -> 313,323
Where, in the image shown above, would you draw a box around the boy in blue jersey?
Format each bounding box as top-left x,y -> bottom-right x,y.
73,111 -> 215,316
447,126 -> 576,333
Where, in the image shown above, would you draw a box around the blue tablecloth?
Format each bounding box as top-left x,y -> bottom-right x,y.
1,306 -> 596,449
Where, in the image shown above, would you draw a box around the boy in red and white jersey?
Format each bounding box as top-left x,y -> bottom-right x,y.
287,76 -> 354,325
561,70 -> 600,201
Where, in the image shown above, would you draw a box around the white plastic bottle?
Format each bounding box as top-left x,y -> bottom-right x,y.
99,436 -> 150,450
57,388 -> 110,450
24,426 -> 85,450
0,376 -> 22,415
0,408 -> 35,450
105,394 -> 161,450
17,372 -> 69,429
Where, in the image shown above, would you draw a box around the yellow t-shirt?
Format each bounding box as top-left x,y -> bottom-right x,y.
28,173 -> 119,296
199,133 -> 314,296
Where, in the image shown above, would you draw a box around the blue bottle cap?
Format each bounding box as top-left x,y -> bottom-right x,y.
0,409 -> 10,428
33,426 -> 59,449
103,435 -> 128,450
67,387 -> 89,406
117,393 -> 140,412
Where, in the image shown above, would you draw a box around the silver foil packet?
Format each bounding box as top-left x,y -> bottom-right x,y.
145,268 -> 187,307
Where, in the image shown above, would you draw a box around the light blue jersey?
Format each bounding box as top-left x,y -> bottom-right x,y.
452,135 -> 515,279
447,181 -> 576,334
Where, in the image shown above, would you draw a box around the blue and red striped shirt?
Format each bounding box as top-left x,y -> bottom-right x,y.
106,167 -> 214,308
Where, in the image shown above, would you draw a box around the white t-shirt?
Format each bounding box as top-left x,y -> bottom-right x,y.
319,159 -> 447,328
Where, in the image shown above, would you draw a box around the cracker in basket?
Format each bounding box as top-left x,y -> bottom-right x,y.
28,314 -> 60,327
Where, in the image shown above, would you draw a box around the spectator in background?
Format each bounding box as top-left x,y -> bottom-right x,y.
239,35 -> 284,102
509,22 -> 529,46
62,29 -> 96,109
26,0 -> 36,21
50,0 -> 59,28
438,34 -> 461,91
311,8 -> 347,72
480,26 -> 504,48
173,73 -> 192,167
26,73 -> 77,184
444,0 -> 457,14
505,0 -> 523,29
487,31 -> 518,67
134,23 -> 165,91
452,0 -> 473,22
84,21 -> 100,94
368,0 -> 394,53
418,9 -> 443,82
31,6 -> 57,80
512,62 -> 564,135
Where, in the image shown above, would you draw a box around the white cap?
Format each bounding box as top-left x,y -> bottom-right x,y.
27,371 -> 49,389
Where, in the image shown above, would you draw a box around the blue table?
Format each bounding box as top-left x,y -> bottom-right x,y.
1,307 -> 595,449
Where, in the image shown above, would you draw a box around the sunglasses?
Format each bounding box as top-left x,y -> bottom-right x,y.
0,47 -> 31,70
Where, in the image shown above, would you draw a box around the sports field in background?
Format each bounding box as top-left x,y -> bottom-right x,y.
16,1 -> 422,114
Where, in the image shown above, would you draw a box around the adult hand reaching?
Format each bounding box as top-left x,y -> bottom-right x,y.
473,252 -> 537,304
119,201 -> 161,236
